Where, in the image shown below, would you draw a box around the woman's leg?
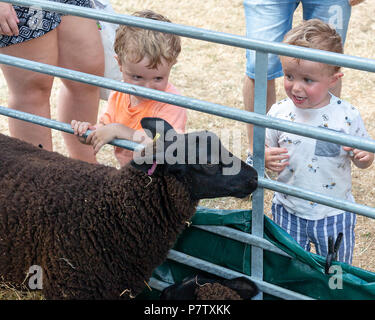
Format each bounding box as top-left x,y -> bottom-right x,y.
56,15 -> 104,163
0,29 -> 58,151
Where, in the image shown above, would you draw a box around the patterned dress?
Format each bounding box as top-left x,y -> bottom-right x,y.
0,0 -> 92,47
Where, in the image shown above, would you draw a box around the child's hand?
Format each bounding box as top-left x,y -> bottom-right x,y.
71,120 -> 96,144
343,146 -> 374,169
86,124 -> 118,155
349,0 -> 365,6
265,147 -> 289,172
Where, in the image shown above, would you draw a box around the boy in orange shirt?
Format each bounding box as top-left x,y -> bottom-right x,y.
71,10 -> 187,166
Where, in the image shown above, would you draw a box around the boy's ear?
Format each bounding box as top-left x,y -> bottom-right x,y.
330,71 -> 344,87
115,55 -> 123,71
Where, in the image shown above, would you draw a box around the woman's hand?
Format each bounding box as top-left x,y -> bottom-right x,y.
0,3 -> 19,36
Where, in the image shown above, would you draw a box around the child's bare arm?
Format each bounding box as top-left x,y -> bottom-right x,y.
265,146 -> 290,172
86,123 -> 152,155
343,146 -> 374,169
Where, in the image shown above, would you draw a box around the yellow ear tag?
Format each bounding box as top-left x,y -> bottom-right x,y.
153,133 -> 161,143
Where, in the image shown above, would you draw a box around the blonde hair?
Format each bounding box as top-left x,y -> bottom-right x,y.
114,10 -> 181,69
283,19 -> 343,72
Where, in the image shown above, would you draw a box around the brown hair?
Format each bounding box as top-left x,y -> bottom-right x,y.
114,10 -> 181,69
283,19 -> 343,72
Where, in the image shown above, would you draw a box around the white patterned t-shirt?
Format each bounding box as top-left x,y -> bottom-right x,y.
266,94 -> 370,220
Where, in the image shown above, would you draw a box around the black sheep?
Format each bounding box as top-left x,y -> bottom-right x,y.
0,117 -> 257,299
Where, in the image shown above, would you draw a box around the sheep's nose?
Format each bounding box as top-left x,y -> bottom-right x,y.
249,174 -> 258,190
243,165 -> 258,191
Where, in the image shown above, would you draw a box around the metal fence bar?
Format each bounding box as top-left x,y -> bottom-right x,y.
149,224 -> 293,293
148,260 -> 312,300
251,51 -> 269,300
0,105 -> 143,152
193,225 -> 290,258
259,177 -> 375,219
148,277 -> 171,292
2,0 -> 375,73
0,54 -> 374,154
167,250 -> 313,300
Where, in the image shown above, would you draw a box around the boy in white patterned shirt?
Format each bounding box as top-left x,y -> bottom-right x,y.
265,19 -> 373,264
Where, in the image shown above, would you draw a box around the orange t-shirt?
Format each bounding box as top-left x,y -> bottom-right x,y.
99,83 -> 187,166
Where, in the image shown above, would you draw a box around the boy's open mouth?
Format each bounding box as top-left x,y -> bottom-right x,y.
292,95 -> 307,104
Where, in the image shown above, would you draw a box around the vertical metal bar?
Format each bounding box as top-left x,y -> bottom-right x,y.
251,50 -> 268,300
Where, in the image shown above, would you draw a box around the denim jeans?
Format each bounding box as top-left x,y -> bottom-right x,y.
244,0 -> 352,79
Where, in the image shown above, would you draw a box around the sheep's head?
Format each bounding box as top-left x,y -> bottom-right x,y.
131,117 -> 258,200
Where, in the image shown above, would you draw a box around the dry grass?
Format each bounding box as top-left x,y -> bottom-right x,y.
0,280 -> 43,300
0,0 -> 374,299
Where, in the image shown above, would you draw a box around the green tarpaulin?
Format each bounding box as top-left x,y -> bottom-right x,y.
140,207 -> 375,300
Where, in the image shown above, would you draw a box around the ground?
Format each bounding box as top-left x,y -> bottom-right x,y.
0,0 -> 374,299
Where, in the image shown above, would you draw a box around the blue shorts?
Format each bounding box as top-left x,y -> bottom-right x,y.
272,203 -> 356,264
244,0 -> 352,80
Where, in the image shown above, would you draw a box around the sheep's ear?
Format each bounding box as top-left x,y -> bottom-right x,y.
132,117 -> 178,174
140,117 -> 175,139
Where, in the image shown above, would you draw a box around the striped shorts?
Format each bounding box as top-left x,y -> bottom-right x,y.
271,203 -> 356,264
